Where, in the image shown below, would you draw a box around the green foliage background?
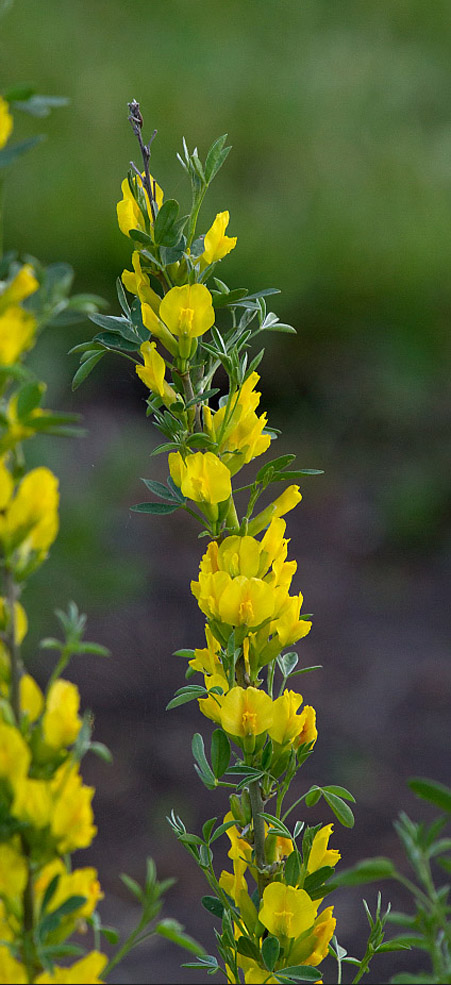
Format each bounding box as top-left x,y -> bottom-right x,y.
1,2 -> 450,981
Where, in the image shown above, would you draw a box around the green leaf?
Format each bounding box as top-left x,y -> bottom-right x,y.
130,502 -> 180,515
140,478 -> 178,502
305,786 -> 322,808
153,199 -> 180,246
210,819 -> 237,843
93,331 -> 138,351
71,351 -> 104,390
201,895 -> 224,918
120,873 -> 144,902
262,935 -> 280,972
173,648 -> 196,659
285,851 -> 301,887
323,790 -> 355,828
13,95 -> 69,118
16,382 -> 45,418
89,313 -> 138,341
376,940 -> 411,953
236,936 -> 260,961
182,955 -> 219,973
202,817 -> 217,842
322,785 -> 356,803
155,918 -> 204,956
89,741 -> 113,763
100,926 -> 120,945
408,777 -> 451,813
205,134 -> 232,185
192,733 -> 216,786
277,651 -> 298,677
303,865 -> 334,896
150,441 -> 180,456
38,895 -> 87,938
256,454 -> 296,482
271,470 -> 324,481
259,813 -> 293,840
166,686 -> 208,711
275,966 -> 322,983
0,134 -> 45,168
210,729 -> 231,779
329,857 -> 397,888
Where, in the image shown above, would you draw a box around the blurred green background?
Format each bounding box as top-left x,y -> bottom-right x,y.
1,1 -> 450,982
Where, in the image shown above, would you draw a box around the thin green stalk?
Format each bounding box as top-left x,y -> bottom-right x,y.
248,780 -> 266,899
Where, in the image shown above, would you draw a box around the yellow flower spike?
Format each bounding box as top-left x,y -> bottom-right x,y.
219,685 -> 273,739
0,840 -> 27,899
259,882 -> 316,940
159,284 -> 215,352
247,485 -> 302,537
136,341 -> 177,408
42,679 -> 82,748
0,96 -> 13,149
51,763 -> 97,852
117,171 -> 163,237
268,688 -> 304,746
0,306 -> 37,366
35,951 -> 108,984
0,722 -> 31,780
121,251 -> 161,312
168,450 -> 232,505
307,824 -> 340,874
202,211 -> 237,265
20,673 -> 44,722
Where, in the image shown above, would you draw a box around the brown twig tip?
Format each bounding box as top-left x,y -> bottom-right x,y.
128,99 -> 143,134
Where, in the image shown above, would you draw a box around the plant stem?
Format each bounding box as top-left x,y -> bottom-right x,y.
5,566 -> 21,723
248,779 -> 266,899
180,370 -> 201,432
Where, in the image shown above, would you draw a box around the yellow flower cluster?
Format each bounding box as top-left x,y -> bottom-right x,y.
0,263 -> 39,367
191,518 -> 311,662
203,372 -> 271,475
218,814 -> 339,982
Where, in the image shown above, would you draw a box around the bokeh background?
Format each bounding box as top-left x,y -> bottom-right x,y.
2,1 -> 450,981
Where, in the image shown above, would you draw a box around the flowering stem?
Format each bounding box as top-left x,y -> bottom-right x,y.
248,780 -> 266,900
128,99 -> 157,224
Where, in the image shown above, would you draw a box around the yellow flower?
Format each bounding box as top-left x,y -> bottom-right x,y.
20,673 -> 44,722
293,704 -> 317,750
169,450 -> 231,505
121,251 -> 161,311
35,951 -> 108,984
272,592 -> 312,648
0,841 -> 27,899
268,689 -> 305,746
307,824 -> 340,874
248,485 -> 302,536
42,679 -> 82,748
36,860 -> 103,921
0,96 -> 13,149
0,722 -> 31,780
202,211 -> 237,265
189,624 -> 223,677
0,264 -> 39,313
259,882 -> 316,940
159,282 -> 215,358
0,457 -> 14,510
135,341 -> 177,407
0,597 -> 28,643
192,570 -> 276,629
203,373 -> 270,473
197,671 -> 227,724
289,906 -> 336,967
0,306 -> 37,366
0,946 -> 27,985
12,777 -> 53,828
219,686 -> 273,738
117,171 -> 163,237
51,764 -> 96,852
1,466 -> 59,559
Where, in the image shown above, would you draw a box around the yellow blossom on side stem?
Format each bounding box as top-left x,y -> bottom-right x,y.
1,467 -> 59,562
135,341 -> 177,408
159,282 -> 215,358
0,306 -> 37,366
203,372 -> 270,473
0,840 -> 27,899
307,824 -> 341,874
117,171 -> 163,237
289,905 -> 336,967
19,673 -> 44,722
259,882 -> 316,940
201,211 -> 237,265
247,485 -> 302,537
219,685 -> 273,741
50,764 -> 97,852
0,264 -> 39,313
121,251 -> 161,311
0,722 -> 31,780
169,450 -> 231,505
